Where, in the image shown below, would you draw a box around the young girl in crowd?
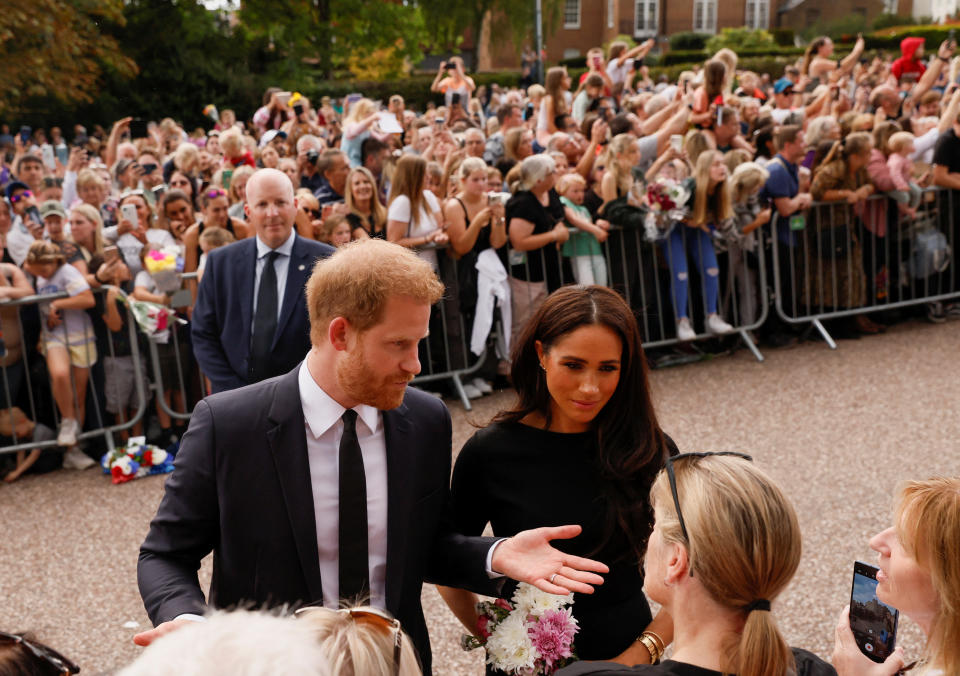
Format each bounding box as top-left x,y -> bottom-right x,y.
196,226 -> 235,282
537,66 -> 572,147
317,214 -> 352,248
344,167 -> 387,240
226,164 -> 255,221
23,241 -> 97,468
728,162 -> 771,327
665,150 -> 735,341
886,131 -> 923,217
341,98 -> 389,168
557,173 -> 609,286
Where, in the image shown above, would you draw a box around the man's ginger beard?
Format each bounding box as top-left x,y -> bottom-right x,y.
335,336 -> 414,411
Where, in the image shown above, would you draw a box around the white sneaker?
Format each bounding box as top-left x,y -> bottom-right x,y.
676,318 -> 696,342
57,418 -> 78,447
462,383 -> 484,399
63,446 -> 95,470
471,377 -> 493,394
706,314 -> 734,335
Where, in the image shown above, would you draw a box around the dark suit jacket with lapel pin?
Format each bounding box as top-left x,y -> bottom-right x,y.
190,234 -> 335,393
138,368 -> 501,674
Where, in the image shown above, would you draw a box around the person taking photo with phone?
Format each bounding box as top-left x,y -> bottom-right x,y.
832,476 -> 960,676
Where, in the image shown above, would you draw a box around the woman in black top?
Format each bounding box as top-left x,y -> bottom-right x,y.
441,285 -> 677,670
557,454 -> 815,676
344,167 -> 387,240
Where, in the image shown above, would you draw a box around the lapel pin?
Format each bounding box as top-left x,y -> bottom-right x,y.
298,264 -> 305,271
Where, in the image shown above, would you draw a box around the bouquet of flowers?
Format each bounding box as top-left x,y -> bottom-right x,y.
461,583 -> 579,675
113,288 -> 185,344
100,436 -> 175,484
143,246 -> 184,295
642,178 -> 691,242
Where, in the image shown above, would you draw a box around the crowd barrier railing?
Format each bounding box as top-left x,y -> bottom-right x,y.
769,187 -> 959,348
0,287 -> 148,457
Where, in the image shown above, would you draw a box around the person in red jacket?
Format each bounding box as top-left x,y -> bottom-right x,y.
891,37 -> 926,82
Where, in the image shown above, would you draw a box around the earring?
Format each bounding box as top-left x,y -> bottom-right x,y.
539,362 -> 546,371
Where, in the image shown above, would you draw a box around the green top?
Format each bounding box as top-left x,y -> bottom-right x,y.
560,196 -> 603,257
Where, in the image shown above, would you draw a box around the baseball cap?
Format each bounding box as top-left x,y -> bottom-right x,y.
774,78 -> 794,95
39,200 -> 67,220
4,181 -> 29,201
260,129 -> 287,148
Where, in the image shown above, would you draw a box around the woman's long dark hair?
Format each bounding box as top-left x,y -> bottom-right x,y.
495,285 -> 670,561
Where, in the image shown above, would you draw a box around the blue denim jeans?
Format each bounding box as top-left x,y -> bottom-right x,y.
660,226 -> 720,320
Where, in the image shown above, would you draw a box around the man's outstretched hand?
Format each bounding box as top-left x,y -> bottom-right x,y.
491,525 -> 609,595
132,618 -> 196,647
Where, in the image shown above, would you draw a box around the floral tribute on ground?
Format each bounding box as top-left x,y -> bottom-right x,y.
462,582 -> 579,675
100,436 -> 175,484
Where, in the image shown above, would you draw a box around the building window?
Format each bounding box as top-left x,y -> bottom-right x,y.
692,0 -> 717,34
564,0 -> 581,29
745,0 -> 769,29
608,0 -> 615,28
635,0 -> 658,37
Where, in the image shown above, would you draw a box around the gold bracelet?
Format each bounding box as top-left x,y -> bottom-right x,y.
643,630 -> 666,656
635,633 -> 662,664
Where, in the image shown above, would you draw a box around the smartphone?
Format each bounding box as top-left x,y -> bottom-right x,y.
434,117 -> 445,130
276,91 -> 293,106
445,62 -> 456,70
55,144 -> 69,165
222,168 -> 233,190
41,145 -> 56,170
129,118 -> 148,139
121,203 -> 139,228
103,246 -> 120,264
151,184 -> 167,200
451,92 -> 462,106
19,126 -> 31,144
849,561 -> 899,664
670,134 -> 683,153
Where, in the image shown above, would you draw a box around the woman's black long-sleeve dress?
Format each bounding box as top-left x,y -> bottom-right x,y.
451,421 -> 675,665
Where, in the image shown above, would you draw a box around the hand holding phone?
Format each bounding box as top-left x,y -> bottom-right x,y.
121,203 -> 139,230
848,562 -> 898,663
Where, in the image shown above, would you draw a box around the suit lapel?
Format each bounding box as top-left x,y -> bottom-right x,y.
234,239 -> 256,351
266,367 -> 324,604
274,236 -> 310,347
382,401 -> 415,611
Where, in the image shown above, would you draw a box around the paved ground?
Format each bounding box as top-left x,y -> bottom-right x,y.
1,319 -> 957,675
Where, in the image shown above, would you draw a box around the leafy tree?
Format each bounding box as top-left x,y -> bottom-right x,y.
706,28 -> 775,54
871,13 -> 917,31
0,0 -> 136,117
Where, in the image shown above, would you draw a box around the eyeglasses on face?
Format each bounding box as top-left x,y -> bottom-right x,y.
295,606 -> 406,676
664,451 -> 753,577
0,631 -> 80,674
10,190 -> 33,203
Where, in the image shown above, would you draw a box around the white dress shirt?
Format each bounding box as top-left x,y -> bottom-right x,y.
252,228 -> 296,323
298,361 -> 389,609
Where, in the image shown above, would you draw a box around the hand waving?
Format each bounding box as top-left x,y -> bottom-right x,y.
490,525 -> 608,595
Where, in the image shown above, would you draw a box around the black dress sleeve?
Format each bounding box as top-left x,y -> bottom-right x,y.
449,431 -> 493,536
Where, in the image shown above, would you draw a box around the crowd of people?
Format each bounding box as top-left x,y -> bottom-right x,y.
1,33 -> 960,676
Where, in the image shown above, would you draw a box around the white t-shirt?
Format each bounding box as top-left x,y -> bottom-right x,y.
606,58 -> 633,86
387,191 -> 441,270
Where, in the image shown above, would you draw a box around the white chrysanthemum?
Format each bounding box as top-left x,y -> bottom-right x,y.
486,613 -> 535,674
511,582 -> 573,616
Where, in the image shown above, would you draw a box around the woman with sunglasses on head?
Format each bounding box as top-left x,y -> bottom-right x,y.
558,452 -> 833,676
832,476 -> 960,676
182,187 -> 249,275
440,285 -> 678,671
297,605 -> 422,676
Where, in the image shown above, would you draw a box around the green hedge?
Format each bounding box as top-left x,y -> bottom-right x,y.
864,25 -> 957,51
660,46 -> 806,66
669,32 -> 712,50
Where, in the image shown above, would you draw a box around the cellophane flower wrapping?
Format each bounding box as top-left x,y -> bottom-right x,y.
100,436 -> 174,484
113,288 -> 186,344
143,246 -> 184,295
461,582 -> 579,675
643,178 -> 691,242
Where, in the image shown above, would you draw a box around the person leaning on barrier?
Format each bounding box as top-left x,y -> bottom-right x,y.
831,476 -> 960,676
190,168 -> 334,393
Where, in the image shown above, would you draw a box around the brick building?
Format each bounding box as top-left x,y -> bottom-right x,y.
476,0 -> 914,69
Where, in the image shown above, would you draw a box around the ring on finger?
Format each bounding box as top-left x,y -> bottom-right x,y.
549,573 -> 558,584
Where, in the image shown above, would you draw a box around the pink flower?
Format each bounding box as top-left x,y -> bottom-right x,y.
476,614 -> 491,641
527,609 -> 577,671
494,598 -> 513,612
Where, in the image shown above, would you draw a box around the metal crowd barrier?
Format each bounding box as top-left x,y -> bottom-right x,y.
769,187 -> 959,348
0,287 -> 148,457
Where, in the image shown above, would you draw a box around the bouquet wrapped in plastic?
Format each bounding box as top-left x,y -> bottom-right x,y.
143,246 -> 184,295
642,178 -> 691,242
114,287 -> 186,343
101,436 -> 175,484
462,582 -> 579,675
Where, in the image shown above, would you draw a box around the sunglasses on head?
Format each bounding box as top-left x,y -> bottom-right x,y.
295,606 -> 406,676
664,451 -> 753,577
10,190 -> 33,203
304,207 -> 321,219
0,631 -> 80,675
205,188 -> 226,199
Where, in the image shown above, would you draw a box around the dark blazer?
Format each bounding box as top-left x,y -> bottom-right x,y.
190,234 -> 334,393
138,366 -> 500,674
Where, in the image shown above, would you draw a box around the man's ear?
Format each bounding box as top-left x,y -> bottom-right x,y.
328,316 -> 350,351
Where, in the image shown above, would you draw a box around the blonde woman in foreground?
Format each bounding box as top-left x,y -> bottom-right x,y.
833,476 -> 960,676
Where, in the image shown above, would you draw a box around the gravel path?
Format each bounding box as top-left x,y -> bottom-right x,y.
2,319 -> 957,674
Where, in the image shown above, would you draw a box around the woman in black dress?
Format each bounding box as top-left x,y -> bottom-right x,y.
344,167 -> 387,240
441,285 -> 677,668
556,454 -> 823,676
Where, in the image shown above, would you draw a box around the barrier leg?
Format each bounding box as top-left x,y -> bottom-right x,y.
451,373 -> 472,412
738,328 -> 764,363
812,318 -> 837,350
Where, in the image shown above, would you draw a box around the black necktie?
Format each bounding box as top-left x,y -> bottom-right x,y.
249,250 -> 279,381
338,409 -> 370,602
